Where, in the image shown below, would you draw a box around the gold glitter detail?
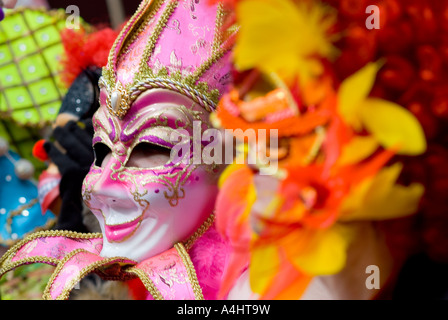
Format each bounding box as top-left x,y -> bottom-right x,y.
0,230 -> 102,277
183,214 -> 214,251
124,267 -> 164,300
43,249 -> 136,300
100,0 -> 234,118
175,242 -> 204,300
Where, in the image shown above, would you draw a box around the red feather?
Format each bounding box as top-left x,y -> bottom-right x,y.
59,27 -> 119,87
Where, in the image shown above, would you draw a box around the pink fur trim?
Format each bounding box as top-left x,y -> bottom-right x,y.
189,225 -> 231,300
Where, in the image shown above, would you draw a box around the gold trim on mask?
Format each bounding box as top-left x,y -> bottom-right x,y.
0,216 -> 215,300
183,214 -> 214,251
174,242 -> 204,300
123,215 -> 214,300
43,249 -> 137,300
100,0 -> 235,119
0,230 -> 103,278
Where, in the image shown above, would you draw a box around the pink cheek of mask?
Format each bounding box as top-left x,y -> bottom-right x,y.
132,166 -> 218,247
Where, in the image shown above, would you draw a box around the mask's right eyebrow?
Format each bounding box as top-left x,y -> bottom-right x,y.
121,106 -> 192,144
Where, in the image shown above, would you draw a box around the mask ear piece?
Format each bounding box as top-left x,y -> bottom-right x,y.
93,142 -> 112,167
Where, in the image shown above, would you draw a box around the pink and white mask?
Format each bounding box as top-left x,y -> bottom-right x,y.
82,88 -> 220,262
81,0 -> 235,262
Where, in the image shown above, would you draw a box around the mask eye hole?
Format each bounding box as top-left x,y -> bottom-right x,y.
126,143 -> 171,168
93,143 -> 112,167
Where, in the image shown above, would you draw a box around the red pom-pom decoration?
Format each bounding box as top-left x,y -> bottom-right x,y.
32,139 -> 49,162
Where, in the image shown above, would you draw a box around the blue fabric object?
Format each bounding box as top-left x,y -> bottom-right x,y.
0,149 -> 55,246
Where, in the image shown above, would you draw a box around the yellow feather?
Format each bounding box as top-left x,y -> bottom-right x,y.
359,98 -> 427,155
338,61 -> 382,130
340,163 -> 425,221
235,0 -> 337,84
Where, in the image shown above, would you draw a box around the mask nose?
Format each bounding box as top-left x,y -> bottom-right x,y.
86,155 -> 136,210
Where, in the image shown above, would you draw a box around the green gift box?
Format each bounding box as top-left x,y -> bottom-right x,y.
0,8 -> 71,128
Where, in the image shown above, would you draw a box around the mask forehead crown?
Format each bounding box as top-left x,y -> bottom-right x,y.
99,0 -> 237,120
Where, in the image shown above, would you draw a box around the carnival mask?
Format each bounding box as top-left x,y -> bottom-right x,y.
82,88 -> 221,262
81,0 -> 235,262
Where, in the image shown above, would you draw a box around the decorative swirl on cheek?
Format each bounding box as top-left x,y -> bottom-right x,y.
109,160 -> 124,181
82,167 -> 101,204
133,163 -> 201,207
117,170 -> 150,209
